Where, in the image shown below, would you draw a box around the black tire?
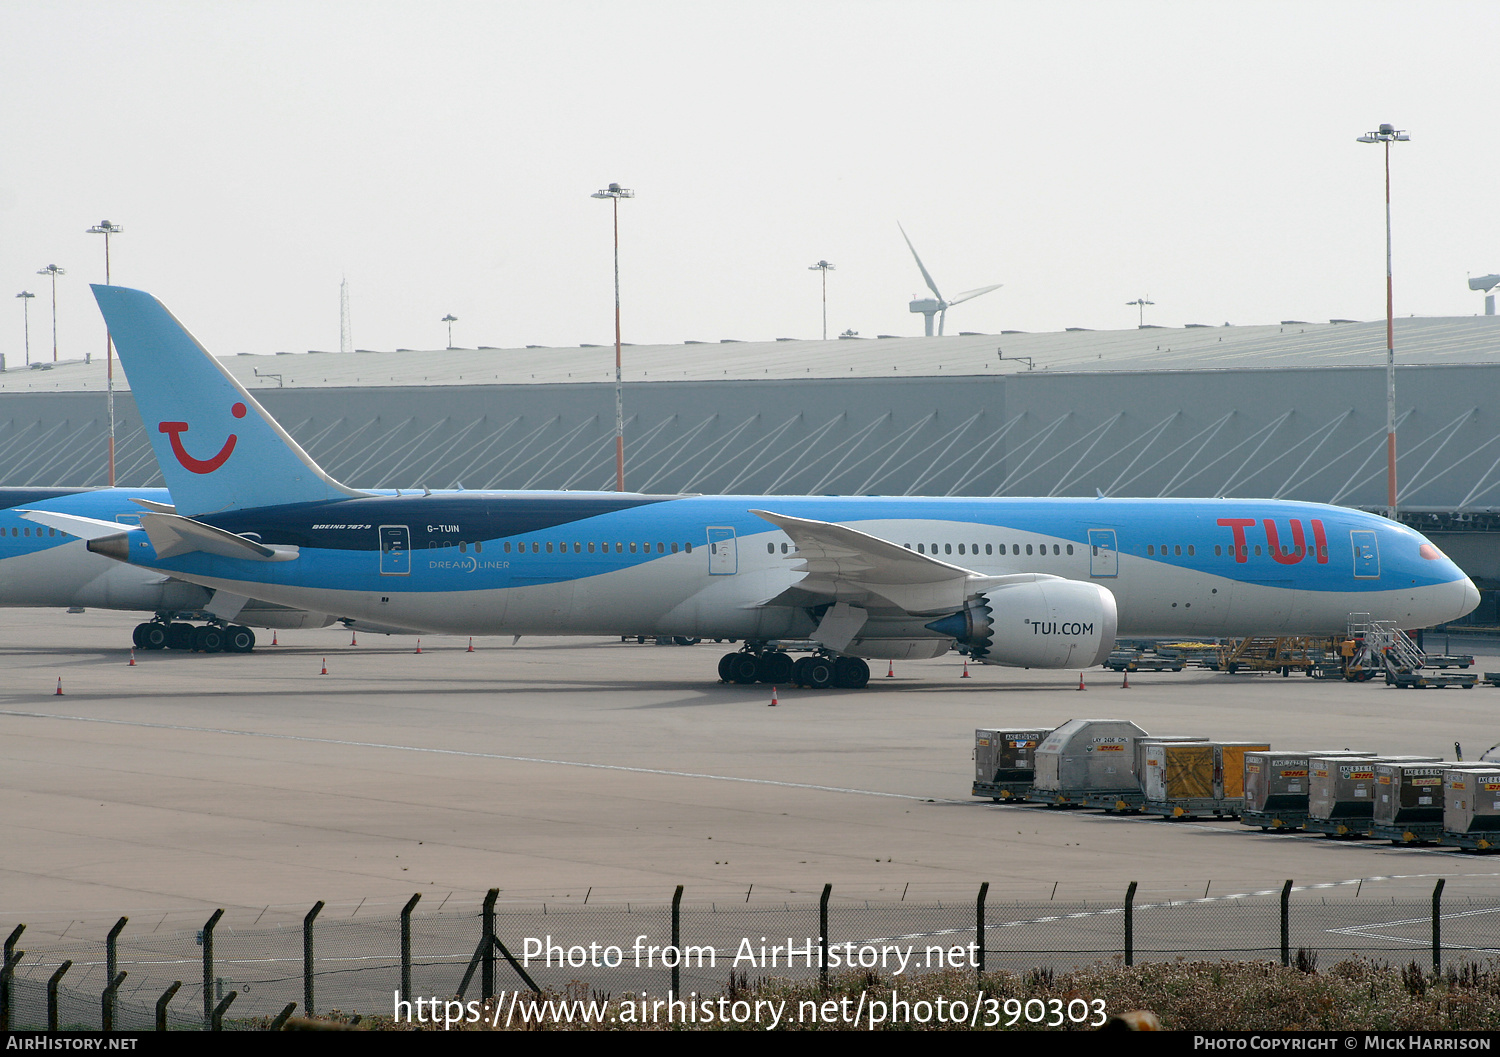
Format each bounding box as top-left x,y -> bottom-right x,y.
193,625 -> 225,653
141,624 -> 169,650
727,653 -> 760,685
718,652 -> 738,682
132,623 -> 149,648
757,652 -> 794,684
803,657 -> 835,690
792,656 -> 813,687
166,623 -> 194,650
834,656 -> 870,689
225,626 -> 255,653
673,636 -> 701,646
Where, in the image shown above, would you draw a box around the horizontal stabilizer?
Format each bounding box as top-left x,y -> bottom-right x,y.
140,512 -> 297,563
130,497 -> 177,514
18,509 -> 134,540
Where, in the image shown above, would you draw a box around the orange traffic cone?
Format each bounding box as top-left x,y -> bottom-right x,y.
128,649 -> 136,666
961,658 -> 971,678
415,639 -> 423,654
467,638 -> 475,653
885,661 -> 894,678
769,686 -> 778,707
271,631 -> 279,646
1077,672 -> 1087,690
350,631 -> 358,646
1121,671 -> 1130,689
320,658 -> 328,676
54,677 -> 63,696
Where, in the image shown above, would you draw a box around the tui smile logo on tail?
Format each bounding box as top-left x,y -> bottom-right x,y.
159,402 -> 246,474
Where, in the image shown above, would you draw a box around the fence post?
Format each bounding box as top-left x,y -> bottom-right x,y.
155,981 -> 181,1033
1,923 -> 23,1031
210,989 -> 238,1031
105,917 -> 127,1028
1124,881 -> 1137,967
101,972 -> 125,1033
482,889 -> 499,1003
819,884 -> 832,991
270,1001 -> 297,1031
975,882 -> 989,981
401,893 -> 421,1004
1432,878 -> 1446,975
303,900 -> 324,1016
201,908 -> 224,1028
671,885 -> 684,997
1280,879 -> 1293,967
46,960 -> 71,1032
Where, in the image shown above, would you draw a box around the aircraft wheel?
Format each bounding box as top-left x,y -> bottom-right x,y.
792,657 -> 814,687
803,657 -> 836,690
166,623 -> 195,650
132,623 -> 149,648
673,636 -> 701,646
757,652 -> 794,684
225,626 -> 256,653
141,624 -> 170,650
194,625 -> 225,653
717,653 -> 738,682
726,653 -> 760,685
834,657 -> 870,689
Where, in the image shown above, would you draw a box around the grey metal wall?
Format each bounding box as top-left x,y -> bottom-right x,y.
3,364 -> 1498,511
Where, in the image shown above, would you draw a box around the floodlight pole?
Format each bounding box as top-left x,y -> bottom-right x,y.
37,265 -> 65,364
88,221 -> 123,485
593,183 -> 634,492
442,314 -> 457,349
1126,297 -> 1154,328
16,292 -> 34,367
1358,125 -> 1408,520
809,260 -> 835,340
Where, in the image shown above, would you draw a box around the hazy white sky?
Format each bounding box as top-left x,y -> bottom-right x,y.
3,1 -> 1498,362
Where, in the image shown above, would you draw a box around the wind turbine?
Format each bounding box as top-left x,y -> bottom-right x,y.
899,223 -> 1002,336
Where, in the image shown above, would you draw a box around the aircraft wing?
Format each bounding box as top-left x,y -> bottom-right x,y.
139,512 -> 297,562
752,508 -> 1068,621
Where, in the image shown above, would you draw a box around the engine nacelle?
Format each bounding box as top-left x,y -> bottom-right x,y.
925,578 -> 1117,669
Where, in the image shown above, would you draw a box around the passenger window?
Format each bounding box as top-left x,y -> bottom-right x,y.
656,542 -> 664,553
945,544 -> 952,555
1254,545 -> 1262,556
1214,545 -> 1221,556
475,541 -> 482,553
904,543 -> 911,550
630,542 -> 638,553
588,542 -> 595,553
1066,544 -> 1073,555
504,542 -> 511,553
1174,545 -> 1181,556
616,543 -> 624,552
1025,544 -> 1033,556
768,543 -> 775,554
1187,545 -> 1194,556
671,542 -> 679,553
986,544 -> 993,555
781,543 -> 788,554
958,544 -> 965,555
1148,545 -> 1155,555
1053,544 -> 1060,555
684,543 -> 692,554
533,542 -> 540,553
460,542 -> 467,553
917,544 -> 925,554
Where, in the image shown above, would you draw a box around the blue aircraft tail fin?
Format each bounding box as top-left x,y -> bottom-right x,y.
92,285 -> 367,515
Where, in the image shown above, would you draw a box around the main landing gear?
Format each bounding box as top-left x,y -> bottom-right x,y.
717,646 -> 869,689
132,619 -> 256,653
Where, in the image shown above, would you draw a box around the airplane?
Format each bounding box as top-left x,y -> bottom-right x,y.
0,486 -> 339,649
20,284 -> 1481,688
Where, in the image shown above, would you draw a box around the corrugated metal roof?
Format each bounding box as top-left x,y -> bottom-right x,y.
4,316 -> 1497,393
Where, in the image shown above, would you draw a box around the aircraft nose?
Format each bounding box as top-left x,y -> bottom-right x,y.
1461,577 -> 1481,619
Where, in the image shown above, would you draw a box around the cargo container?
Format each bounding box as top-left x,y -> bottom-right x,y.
972,728 -> 1051,801
1306,755 -> 1439,837
1240,750 -> 1374,831
1441,767 -> 1500,851
1142,740 -> 1269,819
1080,735 -> 1209,812
1032,719 -> 1149,807
1370,761 -> 1492,843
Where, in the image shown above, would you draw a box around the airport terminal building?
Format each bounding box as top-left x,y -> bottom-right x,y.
4,315 -> 1499,616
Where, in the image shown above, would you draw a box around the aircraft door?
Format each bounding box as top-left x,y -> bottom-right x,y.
1087,529 -> 1119,578
1351,530 -> 1379,579
707,527 -> 737,575
379,525 -> 411,575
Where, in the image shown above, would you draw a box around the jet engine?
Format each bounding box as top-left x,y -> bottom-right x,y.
925,578 -> 1117,668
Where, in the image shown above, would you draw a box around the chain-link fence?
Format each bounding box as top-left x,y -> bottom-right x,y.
2,880 -> 1492,1030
